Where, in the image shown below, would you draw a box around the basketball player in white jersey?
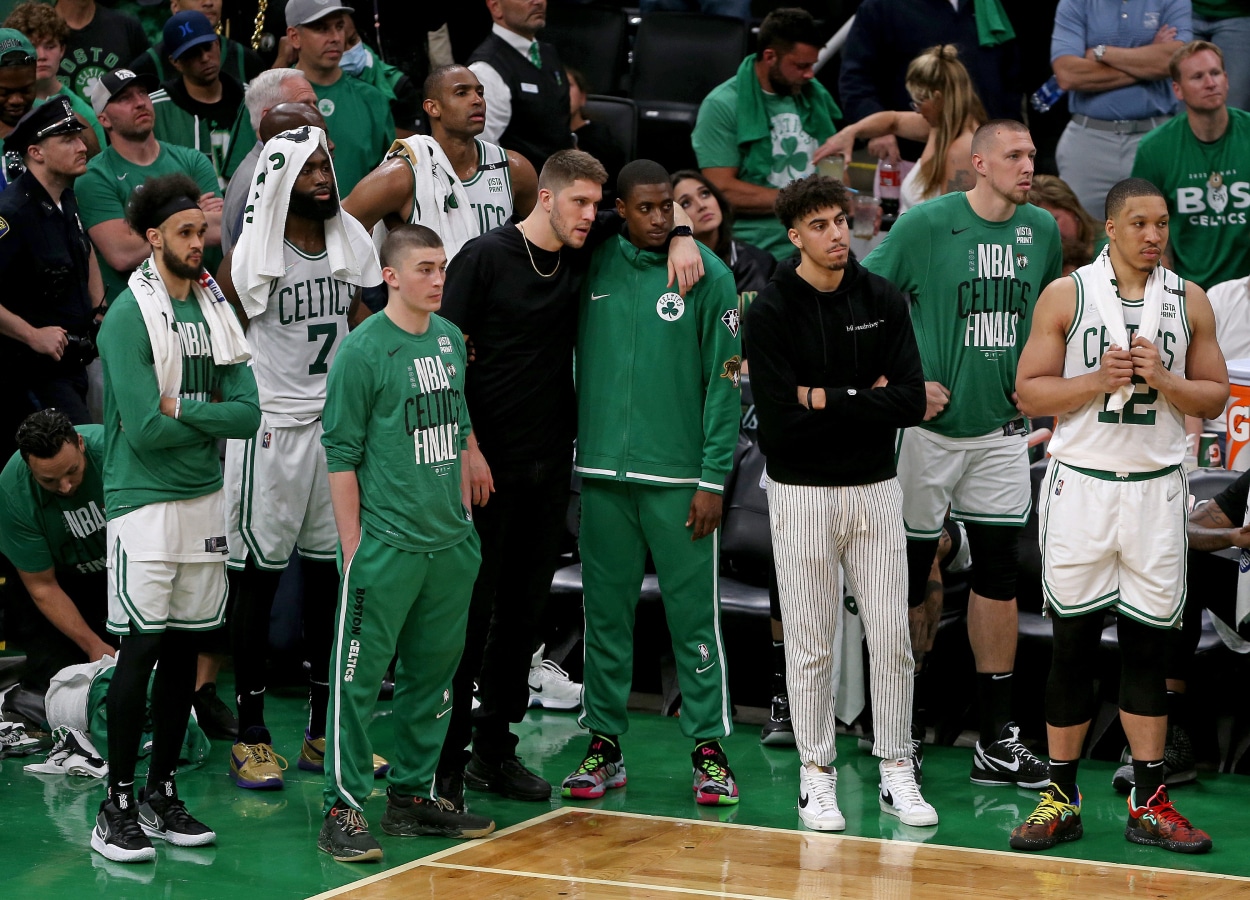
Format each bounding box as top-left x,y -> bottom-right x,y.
1010,178 -> 1226,854
216,130 -> 383,791
342,64 -> 538,239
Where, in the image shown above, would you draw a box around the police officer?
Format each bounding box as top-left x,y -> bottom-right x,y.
0,96 -> 103,463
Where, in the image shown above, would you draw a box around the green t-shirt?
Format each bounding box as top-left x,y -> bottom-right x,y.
312,74 -> 394,195
322,311 -> 473,553
862,192 -> 1063,438
0,425 -> 107,575
692,82 -> 825,260
33,87 -> 106,152
75,141 -> 222,302
1131,108 -> 1250,289
97,282 -> 260,516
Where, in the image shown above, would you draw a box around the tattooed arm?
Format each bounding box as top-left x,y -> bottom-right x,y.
1188,498 -> 1250,552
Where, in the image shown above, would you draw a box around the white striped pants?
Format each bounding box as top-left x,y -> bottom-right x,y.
768,477 -> 915,764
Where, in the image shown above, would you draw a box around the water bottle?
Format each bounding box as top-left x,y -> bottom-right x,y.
1030,76 -> 1066,114
878,160 -> 900,218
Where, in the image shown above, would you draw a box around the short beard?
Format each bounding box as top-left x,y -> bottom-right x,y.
289,185 -> 339,221
162,243 -> 202,281
548,208 -> 582,248
767,62 -> 799,96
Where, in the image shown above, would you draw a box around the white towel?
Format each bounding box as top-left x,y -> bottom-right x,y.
379,135 -> 478,260
24,726 -> 108,778
1086,246 -> 1174,411
232,125 -> 380,319
128,257 -> 251,397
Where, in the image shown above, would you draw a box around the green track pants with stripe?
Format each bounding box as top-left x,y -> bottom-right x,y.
322,527 -> 481,814
578,479 -> 733,740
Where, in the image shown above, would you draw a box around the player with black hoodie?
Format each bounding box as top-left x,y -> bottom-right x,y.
744,173 -> 933,833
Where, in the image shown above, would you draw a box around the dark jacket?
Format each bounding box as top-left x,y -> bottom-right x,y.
744,256 -> 925,486
468,34 -> 572,172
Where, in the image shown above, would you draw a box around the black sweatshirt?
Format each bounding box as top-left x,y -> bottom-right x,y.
744,256 -> 926,486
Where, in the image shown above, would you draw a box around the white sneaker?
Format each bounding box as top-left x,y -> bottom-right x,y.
879,757 -> 938,827
528,644 -> 582,710
797,763 -> 845,831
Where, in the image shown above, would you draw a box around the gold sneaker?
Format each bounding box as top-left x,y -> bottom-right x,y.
299,732 -> 390,778
230,733 -> 288,790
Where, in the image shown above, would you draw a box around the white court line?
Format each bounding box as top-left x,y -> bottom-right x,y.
306,804 -> 1250,900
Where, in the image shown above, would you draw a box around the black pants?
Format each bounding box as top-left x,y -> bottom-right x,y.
0,367 -> 90,462
438,454 -> 571,773
3,568 -> 111,695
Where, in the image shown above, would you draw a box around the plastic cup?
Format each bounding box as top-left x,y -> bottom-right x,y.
852,195 -> 879,239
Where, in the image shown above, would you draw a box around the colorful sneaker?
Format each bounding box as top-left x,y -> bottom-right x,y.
562,734 -> 627,800
971,723 -> 1049,789
879,756 -> 938,826
528,645 -> 582,710
91,794 -> 156,863
692,740 -> 739,806
318,805 -> 383,862
1009,784 -> 1083,851
797,763 -> 844,831
1125,785 -> 1212,853
379,787 -> 496,838
230,728 -> 288,790
760,694 -> 796,746
1112,725 -> 1199,794
137,782 -> 216,847
298,732 -> 390,778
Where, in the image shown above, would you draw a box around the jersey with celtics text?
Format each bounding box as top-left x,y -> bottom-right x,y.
1047,263 -> 1190,472
863,192 -> 1063,438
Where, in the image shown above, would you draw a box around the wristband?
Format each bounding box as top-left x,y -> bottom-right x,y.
807,387 -> 813,409
175,398 -> 181,419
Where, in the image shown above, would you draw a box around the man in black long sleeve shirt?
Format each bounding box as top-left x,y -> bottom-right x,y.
744,174 -> 933,833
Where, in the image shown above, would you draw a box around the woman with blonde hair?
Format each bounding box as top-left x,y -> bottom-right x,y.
1027,174 -> 1099,274
818,45 -> 986,213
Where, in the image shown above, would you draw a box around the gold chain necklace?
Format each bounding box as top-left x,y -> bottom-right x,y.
518,223 -> 561,277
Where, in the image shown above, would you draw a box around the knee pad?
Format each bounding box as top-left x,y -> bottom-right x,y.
1045,612 -> 1105,727
1118,617 -> 1169,717
964,521 -> 1020,601
906,538 -> 940,608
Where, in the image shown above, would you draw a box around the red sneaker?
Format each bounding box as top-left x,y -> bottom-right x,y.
1125,785 -> 1212,854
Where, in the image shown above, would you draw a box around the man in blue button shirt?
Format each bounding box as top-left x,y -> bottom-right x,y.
1051,0 -> 1190,220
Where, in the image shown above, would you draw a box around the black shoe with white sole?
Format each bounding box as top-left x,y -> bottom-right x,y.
970,723 -> 1049,789
91,795 -> 156,863
138,782 -> 216,847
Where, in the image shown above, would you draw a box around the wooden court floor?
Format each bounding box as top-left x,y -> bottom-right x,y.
309,808 -> 1250,900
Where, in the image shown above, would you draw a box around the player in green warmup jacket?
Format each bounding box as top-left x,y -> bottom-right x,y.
561,159 -> 743,807
317,225 -> 495,864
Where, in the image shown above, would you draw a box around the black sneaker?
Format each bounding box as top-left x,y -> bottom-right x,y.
1111,725 -> 1199,794
379,787 -> 496,838
91,794 -> 156,863
318,804 -> 383,862
464,753 -> 551,801
760,694 -> 796,746
911,723 -> 925,786
192,683 -> 238,740
435,769 -> 466,813
970,723 -> 1049,789
138,782 -> 216,847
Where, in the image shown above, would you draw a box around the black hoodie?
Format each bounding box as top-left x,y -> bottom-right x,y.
744,255 -> 926,486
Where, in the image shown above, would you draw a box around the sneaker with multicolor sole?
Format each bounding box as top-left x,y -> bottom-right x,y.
1009,783 -> 1083,851
1125,785 -> 1212,854
561,734 -> 626,800
692,740 -> 739,806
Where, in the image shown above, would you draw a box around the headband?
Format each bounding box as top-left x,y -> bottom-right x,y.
145,195 -> 202,232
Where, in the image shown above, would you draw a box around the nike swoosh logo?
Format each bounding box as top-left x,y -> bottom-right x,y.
696,662 -> 715,674
116,173 -> 128,180
799,792 -> 810,808
388,346 -> 402,357
951,226 -> 971,235
138,811 -> 159,828
435,707 -> 452,719
590,292 -> 610,301
985,753 -> 1020,772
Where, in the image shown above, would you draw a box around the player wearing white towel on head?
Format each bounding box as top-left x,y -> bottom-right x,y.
1011,177 -> 1225,855
217,124 -> 383,791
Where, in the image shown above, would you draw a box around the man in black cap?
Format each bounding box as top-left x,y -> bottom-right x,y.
149,10 -> 245,187
0,94 -> 102,464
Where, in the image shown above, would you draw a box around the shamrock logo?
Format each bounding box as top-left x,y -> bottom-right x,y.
772,135 -> 808,177
657,292 -> 685,321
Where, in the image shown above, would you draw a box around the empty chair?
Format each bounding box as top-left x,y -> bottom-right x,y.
541,3 -> 630,96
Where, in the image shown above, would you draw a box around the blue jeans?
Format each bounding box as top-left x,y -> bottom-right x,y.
639,0 -> 752,20
1193,14 -> 1250,111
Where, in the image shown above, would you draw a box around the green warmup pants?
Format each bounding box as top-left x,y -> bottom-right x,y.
322,527 -> 481,814
578,479 -> 732,740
